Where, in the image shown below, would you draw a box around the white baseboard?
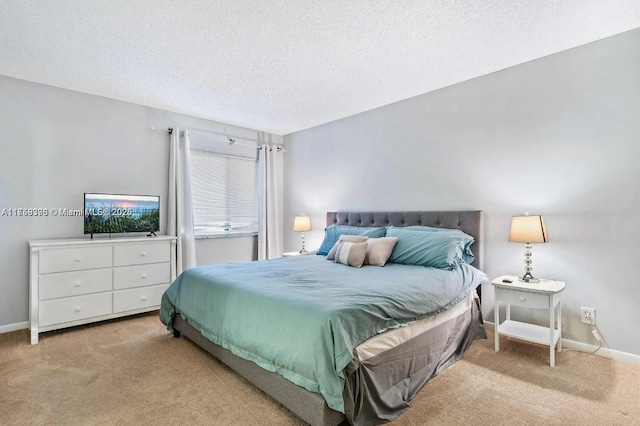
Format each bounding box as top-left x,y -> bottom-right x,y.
484,321 -> 640,366
0,321 -> 29,334
560,338 -> 640,365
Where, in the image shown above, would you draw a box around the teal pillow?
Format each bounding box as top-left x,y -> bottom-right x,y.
317,225 -> 387,255
386,227 -> 474,269
392,225 -> 475,264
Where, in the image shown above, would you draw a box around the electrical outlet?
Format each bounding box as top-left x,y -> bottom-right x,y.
581,307 -> 596,325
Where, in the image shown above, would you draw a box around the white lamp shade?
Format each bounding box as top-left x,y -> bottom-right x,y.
509,215 -> 548,243
293,215 -> 312,232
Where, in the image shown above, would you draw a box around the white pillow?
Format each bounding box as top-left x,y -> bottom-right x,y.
326,235 -> 369,260
365,237 -> 398,266
334,241 -> 368,268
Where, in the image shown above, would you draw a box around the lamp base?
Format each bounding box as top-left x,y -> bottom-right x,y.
299,232 -> 307,253
519,272 -> 539,283
519,243 -> 540,282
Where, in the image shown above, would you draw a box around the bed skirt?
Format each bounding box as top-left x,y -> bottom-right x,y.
343,295 -> 486,424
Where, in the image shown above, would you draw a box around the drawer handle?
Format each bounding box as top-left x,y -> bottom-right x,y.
141,252 -> 148,257
74,283 -> 81,288
74,307 -> 81,312
141,296 -> 147,301
141,274 -> 147,279
74,257 -> 81,262
518,296 -> 526,302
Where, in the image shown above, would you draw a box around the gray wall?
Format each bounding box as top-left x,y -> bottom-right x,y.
0,76 -> 269,328
283,29 -> 640,357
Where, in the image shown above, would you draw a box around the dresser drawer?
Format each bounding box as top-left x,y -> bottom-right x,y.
113,284 -> 169,313
39,246 -> 112,273
39,293 -> 112,327
113,263 -> 170,290
39,268 -> 113,300
497,288 -> 549,309
113,242 -> 169,266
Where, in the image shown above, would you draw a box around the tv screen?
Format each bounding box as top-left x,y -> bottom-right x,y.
84,193 -> 160,234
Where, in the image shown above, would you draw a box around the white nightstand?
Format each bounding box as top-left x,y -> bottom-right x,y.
492,275 -> 565,367
282,251 -> 304,257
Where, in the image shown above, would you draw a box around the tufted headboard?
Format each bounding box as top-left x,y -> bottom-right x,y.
326,211 -> 484,271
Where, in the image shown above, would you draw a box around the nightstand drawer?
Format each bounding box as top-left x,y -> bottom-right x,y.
497,288 -> 549,309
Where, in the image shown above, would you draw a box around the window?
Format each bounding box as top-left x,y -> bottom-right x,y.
190,149 -> 259,237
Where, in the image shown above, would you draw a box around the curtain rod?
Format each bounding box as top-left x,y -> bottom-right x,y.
151,126 -> 254,141
150,127 -> 284,151
150,126 -> 172,133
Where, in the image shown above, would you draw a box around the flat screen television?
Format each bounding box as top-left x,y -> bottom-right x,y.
84,193 -> 160,235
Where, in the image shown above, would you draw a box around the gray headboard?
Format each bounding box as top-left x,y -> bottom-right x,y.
326,211 -> 484,271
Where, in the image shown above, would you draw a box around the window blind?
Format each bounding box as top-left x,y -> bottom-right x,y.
190,149 -> 258,237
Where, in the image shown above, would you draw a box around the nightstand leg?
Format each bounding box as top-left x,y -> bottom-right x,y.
494,289 -> 499,352
558,301 -> 562,352
549,300 -> 555,367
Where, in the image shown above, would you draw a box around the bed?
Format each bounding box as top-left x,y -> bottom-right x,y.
160,211 -> 487,425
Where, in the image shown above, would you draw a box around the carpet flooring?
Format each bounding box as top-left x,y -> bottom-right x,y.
1,312 -> 638,425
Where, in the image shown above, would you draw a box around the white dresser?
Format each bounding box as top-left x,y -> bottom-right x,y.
29,236 -> 177,344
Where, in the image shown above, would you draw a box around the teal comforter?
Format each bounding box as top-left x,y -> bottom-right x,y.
160,255 -> 487,413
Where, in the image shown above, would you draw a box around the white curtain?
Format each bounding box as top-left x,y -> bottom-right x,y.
258,144 -> 283,260
168,129 -> 197,274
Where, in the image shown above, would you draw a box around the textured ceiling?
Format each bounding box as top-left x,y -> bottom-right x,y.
1,1 -> 639,135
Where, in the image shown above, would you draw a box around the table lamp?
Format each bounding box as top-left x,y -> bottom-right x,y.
293,214 -> 312,253
509,213 -> 548,282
